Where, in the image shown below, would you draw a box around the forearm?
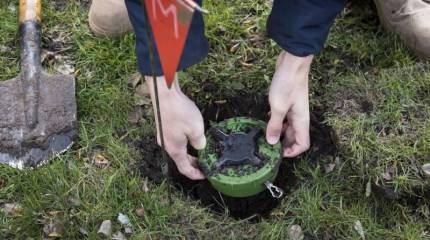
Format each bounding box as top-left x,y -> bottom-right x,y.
270,51 -> 313,101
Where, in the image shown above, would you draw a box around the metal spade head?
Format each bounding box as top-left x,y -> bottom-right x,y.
0,1 -> 76,169
0,72 -> 76,168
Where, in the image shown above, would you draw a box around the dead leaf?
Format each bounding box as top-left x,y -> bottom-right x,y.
288,225 -> 304,240
128,73 -> 142,88
41,49 -> 58,63
93,153 -> 109,168
335,156 -> 341,165
269,209 -> 285,218
97,220 -> 112,238
214,100 -> 227,104
422,163 -> 430,177
381,172 -> 391,181
3,203 -> 23,216
143,106 -> 153,119
230,42 -> 240,53
68,196 -> 82,207
0,178 -> 6,189
124,227 -> 133,237
142,180 -> 149,192
134,90 -> 151,106
128,106 -> 144,124
43,220 -> 64,238
117,213 -> 131,226
56,61 -> 75,75
112,231 -> 126,240
79,227 -> 89,236
365,180 -> 372,197
324,163 -> 336,173
0,45 -> 12,53
135,207 -> 146,218
44,25 -> 72,51
135,83 -> 150,98
354,220 -> 365,240
48,211 -> 62,216
382,166 -> 394,181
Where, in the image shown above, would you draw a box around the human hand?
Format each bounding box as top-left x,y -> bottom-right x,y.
266,51 -> 313,157
145,75 -> 206,180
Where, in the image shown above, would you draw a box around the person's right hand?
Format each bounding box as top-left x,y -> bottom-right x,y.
145,75 -> 206,180
266,51 -> 314,157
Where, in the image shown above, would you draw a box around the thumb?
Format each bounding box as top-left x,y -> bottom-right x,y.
188,127 -> 207,150
266,110 -> 286,145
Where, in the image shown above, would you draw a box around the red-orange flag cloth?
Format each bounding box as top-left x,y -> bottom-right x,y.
144,0 -> 195,87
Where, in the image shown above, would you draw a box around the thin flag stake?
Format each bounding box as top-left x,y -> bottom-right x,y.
139,0 -> 207,203
141,1 -> 173,202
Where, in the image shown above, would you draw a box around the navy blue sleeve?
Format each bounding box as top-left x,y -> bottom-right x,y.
124,0 -> 209,76
267,0 -> 347,57
125,0 -> 346,76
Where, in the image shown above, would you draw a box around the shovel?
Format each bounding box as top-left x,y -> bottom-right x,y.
0,0 -> 77,168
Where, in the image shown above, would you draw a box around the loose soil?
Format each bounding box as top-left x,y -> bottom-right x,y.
138,93 -> 337,219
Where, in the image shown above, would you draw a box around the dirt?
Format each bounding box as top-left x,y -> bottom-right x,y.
137,93 -> 337,219
137,134 -> 167,184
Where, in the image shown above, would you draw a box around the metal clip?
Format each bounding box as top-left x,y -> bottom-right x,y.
181,0 -> 209,14
264,181 -> 284,199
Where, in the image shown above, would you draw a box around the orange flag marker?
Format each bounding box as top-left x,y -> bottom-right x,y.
144,0 -> 195,87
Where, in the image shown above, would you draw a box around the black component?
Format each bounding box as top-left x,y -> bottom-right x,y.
209,127 -> 263,169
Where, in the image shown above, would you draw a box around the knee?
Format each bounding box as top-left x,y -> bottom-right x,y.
88,0 -> 133,37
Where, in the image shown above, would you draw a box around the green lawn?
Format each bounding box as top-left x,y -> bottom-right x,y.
1,0 -> 429,239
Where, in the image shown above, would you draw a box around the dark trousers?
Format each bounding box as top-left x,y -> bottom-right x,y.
125,0 -> 346,76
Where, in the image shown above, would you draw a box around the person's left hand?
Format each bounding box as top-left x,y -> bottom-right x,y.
146,75 -> 206,180
266,51 -> 313,157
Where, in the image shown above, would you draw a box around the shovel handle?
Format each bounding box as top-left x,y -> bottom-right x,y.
19,0 -> 42,129
19,0 -> 41,23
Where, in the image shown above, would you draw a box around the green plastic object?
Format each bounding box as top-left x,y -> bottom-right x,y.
198,117 -> 283,198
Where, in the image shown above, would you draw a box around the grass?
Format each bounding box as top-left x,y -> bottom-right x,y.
1,0 -> 429,239
323,65 -> 430,195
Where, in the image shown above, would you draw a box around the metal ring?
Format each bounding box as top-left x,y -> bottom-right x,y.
264,181 -> 284,199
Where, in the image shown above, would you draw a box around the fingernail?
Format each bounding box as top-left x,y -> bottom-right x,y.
196,137 -> 207,150
267,135 -> 279,145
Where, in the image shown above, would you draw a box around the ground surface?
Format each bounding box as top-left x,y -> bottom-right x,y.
1,0 -> 430,239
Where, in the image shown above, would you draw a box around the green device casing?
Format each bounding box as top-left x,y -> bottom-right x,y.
199,118 -> 283,198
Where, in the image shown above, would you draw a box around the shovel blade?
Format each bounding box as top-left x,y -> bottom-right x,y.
0,71 -> 77,168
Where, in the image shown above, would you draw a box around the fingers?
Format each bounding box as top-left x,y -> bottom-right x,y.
188,155 -> 200,168
283,143 -> 309,158
283,118 -> 310,158
168,147 -> 205,180
266,108 -> 286,145
189,134 -> 206,150
146,79 -> 207,181
188,121 -> 207,150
